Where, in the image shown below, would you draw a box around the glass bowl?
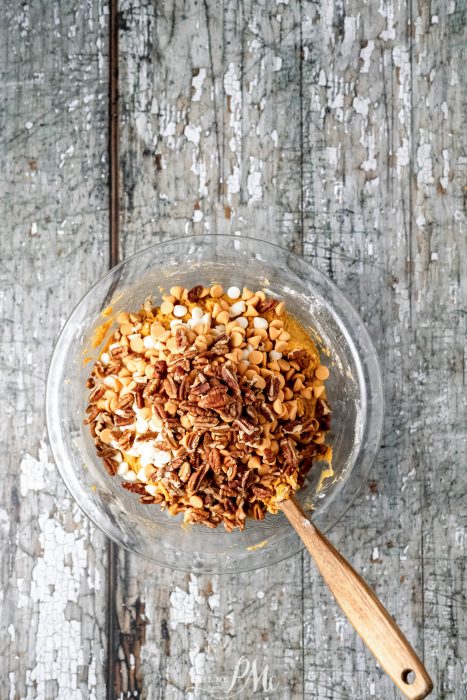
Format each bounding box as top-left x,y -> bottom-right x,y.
46,235 -> 383,573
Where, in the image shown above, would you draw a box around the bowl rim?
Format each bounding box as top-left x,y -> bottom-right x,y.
46,233 -> 384,573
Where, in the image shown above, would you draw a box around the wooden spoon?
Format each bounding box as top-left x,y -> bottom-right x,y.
280,497 -> 433,700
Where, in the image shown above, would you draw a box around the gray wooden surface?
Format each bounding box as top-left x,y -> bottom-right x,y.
1,1 -> 466,699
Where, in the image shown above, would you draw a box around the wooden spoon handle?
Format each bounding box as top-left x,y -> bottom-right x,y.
280,497 -> 433,700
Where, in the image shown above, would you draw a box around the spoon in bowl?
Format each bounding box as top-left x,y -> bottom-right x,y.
279,496 -> 433,700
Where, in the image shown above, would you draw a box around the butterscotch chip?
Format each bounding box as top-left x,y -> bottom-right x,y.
189,495 -> 204,508
216,310 -> 230,325
245,305 -> 258,317
275,302 -> 285,316
170,286 -> 184,300
248,350 -> 263,365
275,340 -> 288,354
248,335 -> 261,349
210,284 -> 224,298
165,401 -> 178,415
248,455 -> 261,470
166,336 -> 178,352
315,365 -> 330,380
293,377 -> 304,392
269,327 -> 281,340
273,399 -> 283,414
130,336 -> 144,353
160,300 -> 174,315
313,385 -> 325,398
230,332 -> 244,348
242,287 -> 255,300
120,323 -> 134,336
300,387 -> 313,399
100,428 -> 113,444
150,322 -> 165,339
116,311 -> 130,324
251,374 -> 266,390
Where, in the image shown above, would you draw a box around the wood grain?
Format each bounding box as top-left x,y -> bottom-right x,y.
0,1 -> 109,697
1,0 -> 465,699
281,497 -> 433,700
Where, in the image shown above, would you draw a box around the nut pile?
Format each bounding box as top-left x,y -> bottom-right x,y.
85,284 -> 331,531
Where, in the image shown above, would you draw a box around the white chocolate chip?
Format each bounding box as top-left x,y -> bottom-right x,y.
100,352 -> 110,366
143,335 -> 155,349
117,461 -> 129,476
269,350 -> 282,361
170,319 -> 183,330
173,304 -> 187,317
242,348 -> 249,360
113,451 -> 123,463
135,418 -> 149,434
145,484 -> 158,496
253,317 -> 269,330
236,316 -> 248,329
200,313 -> 212,327
191,307 -> 203,321
215,325 -> 226,333
137,467 -> 147,482
230,300 -> 246,317
227,286 -> 241,299
123,470 -> 137,482
153,450 -> 171,467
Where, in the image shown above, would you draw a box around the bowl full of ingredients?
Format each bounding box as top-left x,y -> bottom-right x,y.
46,235 -> 383,573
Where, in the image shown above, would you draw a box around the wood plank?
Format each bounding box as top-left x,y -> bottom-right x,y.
300,1 -> 420,697
410,2 -> 467,696
0,1 -> 109,697
116,0 -> 306,696
301,1 -> 466,699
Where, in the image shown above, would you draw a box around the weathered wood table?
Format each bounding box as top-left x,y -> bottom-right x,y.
2,1 -> 466,698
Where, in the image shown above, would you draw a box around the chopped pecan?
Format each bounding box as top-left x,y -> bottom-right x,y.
163,376 -> 178,399
187,464 -> 210,493
187,285 -> 203,302
233,417 -> 257,436
122,482 -> 147,494
265,375 -> 281,401
208,447 -> 222,474
221,365 -> 241,395
280,437 -> 299,475
256,298 -> 278,314
287,348 -> 310,370
143,376 -> 162,398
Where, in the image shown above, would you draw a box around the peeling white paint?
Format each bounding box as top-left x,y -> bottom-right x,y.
19,440 -> 54,497
353,96 -> 369,118
247,157 -> 263,202
396,138 -> 410,169
169,574 -> 202,629
379,0 -> 396,41
440,148 -> 450,190
191,68 -> 206,102
273,56 -> 283,71
360,40 -> 374,73
360,131 -> 377,172
28,498 -> 99,699
417,142 -> 434,186
184,123 -> 201,145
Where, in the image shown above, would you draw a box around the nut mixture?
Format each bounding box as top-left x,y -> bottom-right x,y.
85,284 -> 331,531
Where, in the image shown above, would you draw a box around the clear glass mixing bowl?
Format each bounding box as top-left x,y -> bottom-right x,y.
46,235 -> 383,573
